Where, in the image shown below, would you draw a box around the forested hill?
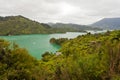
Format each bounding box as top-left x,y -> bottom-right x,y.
0,15 -> 101,36
0,30 -> 120,79
48,23 -> 101,31
91,18 -> 120,29
0,15 -> 57,35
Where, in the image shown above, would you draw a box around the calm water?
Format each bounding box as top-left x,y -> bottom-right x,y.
0,31 -> 106,59
0,32 -> 86,59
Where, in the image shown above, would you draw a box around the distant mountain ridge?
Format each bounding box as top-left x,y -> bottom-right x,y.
0,15 -> 102,36
48,23 -> 101,31
0,15 -> 82,35
91,18 -> 120,29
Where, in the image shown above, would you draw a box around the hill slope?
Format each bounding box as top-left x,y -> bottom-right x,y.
48,23 -> 101,32
0,15 -> 52,35
92,18 -> 120,29
0,30 -> 120,79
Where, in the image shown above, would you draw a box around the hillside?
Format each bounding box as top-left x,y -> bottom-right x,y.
0,15 -> 103,36
48,23 -> 101,32
0,15 -> 54,35
92,18 -> 120,29
0,30 -> 120,79
0,15 -> 80,35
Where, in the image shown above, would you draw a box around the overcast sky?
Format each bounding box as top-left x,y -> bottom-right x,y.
0,0 -> 120,24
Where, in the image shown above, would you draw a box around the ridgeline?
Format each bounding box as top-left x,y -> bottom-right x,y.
0,15 -> 102,36
0,15 -> 53,35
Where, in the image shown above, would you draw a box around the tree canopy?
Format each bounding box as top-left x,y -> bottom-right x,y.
0,30 -> 120,80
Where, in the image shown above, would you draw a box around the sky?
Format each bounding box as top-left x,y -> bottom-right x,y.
0,0 -> 120,25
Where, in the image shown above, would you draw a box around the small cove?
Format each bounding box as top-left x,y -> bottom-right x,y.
0,31 -> 106,59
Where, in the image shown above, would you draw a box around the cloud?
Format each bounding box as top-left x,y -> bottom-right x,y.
0,0 -> 120,24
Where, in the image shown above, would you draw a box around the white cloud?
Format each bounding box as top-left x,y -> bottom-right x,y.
0,0 -> 120,24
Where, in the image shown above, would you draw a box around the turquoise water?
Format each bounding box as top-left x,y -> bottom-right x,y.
0,32 -> 86,59
0,31 -> 106,59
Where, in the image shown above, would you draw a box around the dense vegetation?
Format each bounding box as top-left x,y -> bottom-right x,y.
50,38 -> 68,45
0,15 -> 53,35
48,23 -> 101,32
0,30 -> 120,80
0,15 -> 91,36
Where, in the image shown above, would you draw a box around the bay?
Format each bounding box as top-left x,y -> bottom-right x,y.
0,31 -> 106,59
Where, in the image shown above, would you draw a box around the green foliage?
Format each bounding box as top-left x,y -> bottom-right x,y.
50,38 -> 68,45
0,30 -> 120,80
0,15 -> 101,36
58,30 -> 120,80
42,52 -> 54,62
0,39 -> 40,79
0,15 -> 84,36
48,23 -> 102,32
0,15 -> 52,35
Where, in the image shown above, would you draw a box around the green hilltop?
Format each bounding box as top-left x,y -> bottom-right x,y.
0,15 -> 53,35
0,15 -> 102,35
0,15 -> 81,35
